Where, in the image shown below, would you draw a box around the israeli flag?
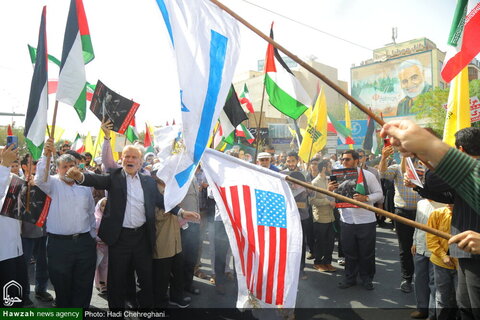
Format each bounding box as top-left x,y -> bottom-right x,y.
155,0 -> 240,211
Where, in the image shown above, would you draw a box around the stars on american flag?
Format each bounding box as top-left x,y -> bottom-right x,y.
255,189 -> 287,228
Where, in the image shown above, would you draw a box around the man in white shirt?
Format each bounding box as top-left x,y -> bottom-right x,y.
35,138 -> 96,308
328,150 -> 383,290
0,145 -> 27,308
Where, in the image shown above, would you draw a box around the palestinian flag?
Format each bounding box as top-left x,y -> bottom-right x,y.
239,83 -> 254,113
144,123 -> 154,153
218,85 -> 248,137
71,133 -> 85,153
24,7 -> 48,160
56,0 -> 94,122
363,115 -> 377,153
29,45 -> 95,102
441,0 -> 480,82
235,124 -> 255,144
327,112 -> 355,145
125,117 -> 139,143
355,169 -> 366,195
28,44 -> 61,67
264,23 -> 310,119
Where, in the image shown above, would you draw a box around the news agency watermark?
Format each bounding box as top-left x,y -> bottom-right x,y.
3,280 -> 22,307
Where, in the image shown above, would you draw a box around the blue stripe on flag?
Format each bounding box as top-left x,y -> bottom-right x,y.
174,30 -> 228,188
180,90 -> 189,112
156,0 -> 174,46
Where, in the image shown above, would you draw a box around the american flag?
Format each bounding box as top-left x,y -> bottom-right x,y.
218,185 -> 288,306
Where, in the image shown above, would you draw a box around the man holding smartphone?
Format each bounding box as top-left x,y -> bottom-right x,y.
328,150 -> 383,290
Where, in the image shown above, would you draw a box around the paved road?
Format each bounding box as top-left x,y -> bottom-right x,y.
31,225 -> 417,319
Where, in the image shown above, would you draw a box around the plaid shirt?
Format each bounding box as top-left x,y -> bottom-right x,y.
381,164 -> 422,210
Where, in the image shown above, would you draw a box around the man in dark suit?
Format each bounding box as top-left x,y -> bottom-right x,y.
66,145 -> 199,309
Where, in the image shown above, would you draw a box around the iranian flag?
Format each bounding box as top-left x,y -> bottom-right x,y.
264,23 -> 310,119
71,133 -> 85,153
235,124 -> 255,144
56,0 -> 94,122
24,7 -> 48,160
355,169 -> 366,195
441,0 -> 480,83
239,83 -> 255,113
125,117 -> 139,143
327,112 -> 355,145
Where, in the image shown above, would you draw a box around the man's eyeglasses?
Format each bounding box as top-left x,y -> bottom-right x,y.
341,158 -> 353,162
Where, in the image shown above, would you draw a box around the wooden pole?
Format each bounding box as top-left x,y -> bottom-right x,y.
253,81 -> 267,163
210,0 -> 383,126
210,0 -> 434,170
44,100 -> 59,182
285,175 -> 451,240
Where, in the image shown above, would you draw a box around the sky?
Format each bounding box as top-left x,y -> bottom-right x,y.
0,0 -> 457,140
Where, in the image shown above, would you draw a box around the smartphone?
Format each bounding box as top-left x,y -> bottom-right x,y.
384,138 -> 391,148
6,136 -> 18,149
329,175 -> 337,182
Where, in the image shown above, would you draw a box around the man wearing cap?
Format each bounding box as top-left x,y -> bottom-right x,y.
257,152 -> 273,169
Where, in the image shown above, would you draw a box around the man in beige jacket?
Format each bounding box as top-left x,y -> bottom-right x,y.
310,159 -> 337,272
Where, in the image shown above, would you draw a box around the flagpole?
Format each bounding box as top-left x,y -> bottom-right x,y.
253,81 -> 267,163
44,100 -> 59,182
284,174 -> 450,240
210,0 -> 383,126
210,0 -> 434,171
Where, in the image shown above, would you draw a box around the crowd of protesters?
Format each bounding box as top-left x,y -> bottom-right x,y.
0,120 -> 479,320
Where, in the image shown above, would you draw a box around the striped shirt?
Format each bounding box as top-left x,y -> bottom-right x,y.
417,150 -> 480,259
381,164 -> 422,210
435,148 -> 480,214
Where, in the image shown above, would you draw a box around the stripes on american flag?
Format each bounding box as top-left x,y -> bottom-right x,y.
218,185 -> 288,306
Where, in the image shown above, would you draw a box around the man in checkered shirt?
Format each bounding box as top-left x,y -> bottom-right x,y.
379,145 -> 422,294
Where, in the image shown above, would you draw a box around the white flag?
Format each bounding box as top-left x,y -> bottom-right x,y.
202,148 -> 302,308
155,0 -> 240,211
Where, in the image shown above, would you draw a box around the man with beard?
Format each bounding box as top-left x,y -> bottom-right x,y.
35,138 -> 96,308
396,60 -> 432,116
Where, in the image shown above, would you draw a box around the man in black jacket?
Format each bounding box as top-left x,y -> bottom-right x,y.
67,145 -> 199,310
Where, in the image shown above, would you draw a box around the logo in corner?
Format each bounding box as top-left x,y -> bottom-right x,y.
3,280 -> 22,306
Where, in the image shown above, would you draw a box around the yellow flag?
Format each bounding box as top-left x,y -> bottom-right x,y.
287,126 -> 297,138
46,125 -> 65,141
298,88 -> 327,162
344,103 -> 354,150
91,128 -> 118,161
443,67 -> 471,146
84,132 -> 93,154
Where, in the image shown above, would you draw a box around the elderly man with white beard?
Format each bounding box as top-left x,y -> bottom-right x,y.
35,138 -> 96,308
396,59 -> 432,116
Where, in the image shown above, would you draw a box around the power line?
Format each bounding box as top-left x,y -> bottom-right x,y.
238,0 -> 374,52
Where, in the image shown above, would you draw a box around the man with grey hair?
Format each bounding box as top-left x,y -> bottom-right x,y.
396,59 -> 432,116
35,138 -> 96,308
66,143 -> 200,310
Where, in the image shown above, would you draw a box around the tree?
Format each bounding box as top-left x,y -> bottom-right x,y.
411,87 -> 449,136
412,79 -> 480,136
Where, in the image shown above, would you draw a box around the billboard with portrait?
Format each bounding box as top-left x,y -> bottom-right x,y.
351,52 -> 433,117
